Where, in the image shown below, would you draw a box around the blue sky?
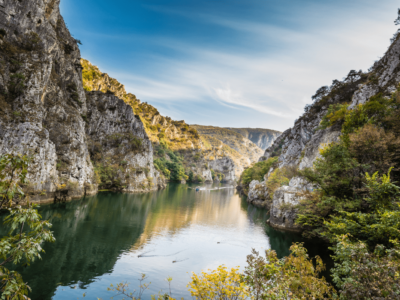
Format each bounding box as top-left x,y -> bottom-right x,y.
61,0 -> 399,132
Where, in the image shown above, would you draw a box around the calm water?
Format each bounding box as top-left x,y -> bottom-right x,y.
1,183 -> 330,300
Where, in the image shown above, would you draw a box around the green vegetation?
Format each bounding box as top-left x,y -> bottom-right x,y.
289,87 -> 400,298
0,154 -> 55,299
153,142 -> 187,182
240,158 -> 278,186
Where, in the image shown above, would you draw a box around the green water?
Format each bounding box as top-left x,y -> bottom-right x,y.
1,183 -> 331,300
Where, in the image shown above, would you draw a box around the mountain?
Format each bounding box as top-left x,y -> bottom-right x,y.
226,128 -> 281,150
81,60 -> 250,183
191,125 -> 264,163
241,26 -> 400,232
0,0 -> 165,200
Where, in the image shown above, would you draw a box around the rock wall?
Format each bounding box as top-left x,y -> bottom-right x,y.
86,92 -> 165,192
255,30 -> 400,231
0,0 -> 164,202
209,157 -> 236,183
227,128 -> 282,150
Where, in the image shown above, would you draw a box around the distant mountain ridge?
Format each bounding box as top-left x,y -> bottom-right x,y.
226,128 -> 282,150
191,125 -> 264,163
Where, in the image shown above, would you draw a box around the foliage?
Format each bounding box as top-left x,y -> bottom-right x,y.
240,157 -> 278,187
244,243 -> 334,300
0,154 -> 29,208
9,73 -> 26,98
153,143 -> 189,181
0,155 -> 55,300
67,82 -> 81,105
187,265 -> 249,300
323,169 -> 400,248
331,235 -> 400,300
22,32 -> 41,51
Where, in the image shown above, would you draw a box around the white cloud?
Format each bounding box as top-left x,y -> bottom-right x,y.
99,0 -> 399,130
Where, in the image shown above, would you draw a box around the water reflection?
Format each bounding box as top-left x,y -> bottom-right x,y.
1,183 -> 329,300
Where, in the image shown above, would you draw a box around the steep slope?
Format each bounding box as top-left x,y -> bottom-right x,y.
81,60 -> 244,183
226,128 -> 281,150
245,28 -> 400,231
81,59 -> 203,150
191,125 -> 264,163
0,0 -> 164,201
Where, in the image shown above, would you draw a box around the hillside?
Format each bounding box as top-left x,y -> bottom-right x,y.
81,59 -> 203,151
191,125 -> 264,163
240,23 -> 400,236
226,128 -> 281,150
0,0 -> 165,200
81,60 -> 253,183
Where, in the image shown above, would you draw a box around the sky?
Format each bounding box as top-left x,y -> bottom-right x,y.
60,0 -> 399,132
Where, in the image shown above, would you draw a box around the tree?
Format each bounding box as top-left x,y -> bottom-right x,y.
395,8 -> 400,25
331,235 -> 400,300
244,244 -> 335,299
312,86 -> 330,102
188,265 -> 249,300
0,154 -> 55,299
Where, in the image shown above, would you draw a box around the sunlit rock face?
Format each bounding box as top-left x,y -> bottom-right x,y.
209,157 -> 236,183
226,127 -> 281,150
0,0 -> 164,201
86,92 -> 166,192
257,32 -> 400,231
0,0 -> 95,201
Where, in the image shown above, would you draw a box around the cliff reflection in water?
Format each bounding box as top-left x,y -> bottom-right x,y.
4,183 -> 311,300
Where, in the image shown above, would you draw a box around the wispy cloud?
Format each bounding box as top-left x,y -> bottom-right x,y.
77,0 -> 400,131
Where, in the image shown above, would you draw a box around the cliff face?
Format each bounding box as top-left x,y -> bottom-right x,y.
0,0 -> 95,200
226,128 -> 281,150
252,31 -> 400,231
86,92 -> 165,192
0,0 -> 164,201
81,59 -> 204,151
81,60 -> 240,183
191,125 -> 264,180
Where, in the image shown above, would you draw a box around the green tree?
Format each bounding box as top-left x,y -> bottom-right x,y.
244,243 -> 335,299
0,154 -> 55,299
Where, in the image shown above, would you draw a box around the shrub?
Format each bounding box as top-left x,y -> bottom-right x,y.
22,32 -> 42,51
188,265 -> 249,300
244,244 -> 335,299
9,73 -> 26,97
240,157 -> 278,187
64,43 -> 74,55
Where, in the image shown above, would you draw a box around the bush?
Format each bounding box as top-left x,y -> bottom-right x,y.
188,265 -> 249,300
9,73 -> 26,97
244,244 -> 335,299
240,157 -> 278,187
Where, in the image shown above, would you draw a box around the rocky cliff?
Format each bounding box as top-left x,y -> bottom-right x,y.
0,0 -> 164,202
81,60 -> 242,183
226,128 -> 281,150
250,29 -> 400,231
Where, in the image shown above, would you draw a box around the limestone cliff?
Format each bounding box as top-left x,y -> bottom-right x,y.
192,125 -> 264,180
81,60 -> 240,183
86,92 -> 165,192
0,0 -> 164,201
226,128 -> 281,150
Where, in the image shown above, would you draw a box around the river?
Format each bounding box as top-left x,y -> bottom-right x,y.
1,183 -> 331,300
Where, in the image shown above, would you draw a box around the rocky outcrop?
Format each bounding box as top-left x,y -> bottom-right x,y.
86,92 -> 165,192
227,128 -> 281,150
247,180 -> 269,207
0,0 -> 96,201
267,185 -> 303,232
260,32 -> 400,171
258,29 -> 400,231
0,0 -> 165,202
202,169 -> 213,183
209,157 -> 236,183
